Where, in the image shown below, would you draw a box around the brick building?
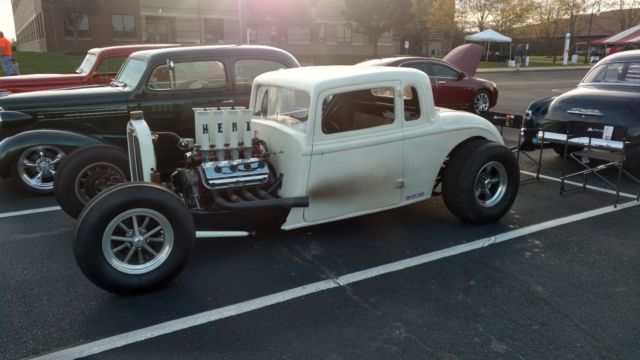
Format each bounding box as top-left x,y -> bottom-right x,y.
12,0 -> 454,59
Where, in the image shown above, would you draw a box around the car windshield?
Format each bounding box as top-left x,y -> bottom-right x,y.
581,61 -> 640,86
253,85 -> 310,133
76,53 -> 97,74
114,58 -> 147,88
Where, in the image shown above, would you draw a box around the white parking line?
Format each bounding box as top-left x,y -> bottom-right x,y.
0,206 -> 61,219
32,199 -> 640,360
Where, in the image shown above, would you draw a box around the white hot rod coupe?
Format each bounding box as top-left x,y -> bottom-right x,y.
69,66 -> 519,294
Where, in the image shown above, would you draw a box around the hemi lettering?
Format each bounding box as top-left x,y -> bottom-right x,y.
232,122 -> 238,132
217,123 -> 223,133
202,124 -> 209,134
246,122 -> 251,131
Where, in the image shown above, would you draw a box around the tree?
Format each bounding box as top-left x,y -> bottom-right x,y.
533,0 -> 567,62
456,0 -> 495,32
561,0 -> 588,50
410,0 -> 455,54
492,0 -> 537,36
343,0 -> 409,57
245,0 -> 315,46
43,0 -> 100,50
607,0 -> 640,31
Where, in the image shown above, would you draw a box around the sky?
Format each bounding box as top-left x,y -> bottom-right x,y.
0,0 -> 16,40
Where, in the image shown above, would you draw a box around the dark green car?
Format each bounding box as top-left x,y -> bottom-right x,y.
0,45 -> 300,194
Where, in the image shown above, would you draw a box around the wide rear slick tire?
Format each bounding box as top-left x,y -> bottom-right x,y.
442,139 -> 519,224
74,183 -> 195,295
54,144 -> 130,219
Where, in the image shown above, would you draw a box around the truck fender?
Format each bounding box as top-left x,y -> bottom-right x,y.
0,129 -> 103,177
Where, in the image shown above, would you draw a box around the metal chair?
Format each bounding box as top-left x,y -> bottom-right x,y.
559,120 -> 640,206
485,111 -> 542,182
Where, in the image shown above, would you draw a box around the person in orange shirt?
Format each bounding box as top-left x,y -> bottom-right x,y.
0,31 -> 14,76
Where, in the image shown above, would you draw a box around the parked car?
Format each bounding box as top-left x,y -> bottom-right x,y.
0,44 -> 176,95
0,45 -> 300,194
522,49 -> 640,161
356,44 -> 498,114
67,66 -> 520,294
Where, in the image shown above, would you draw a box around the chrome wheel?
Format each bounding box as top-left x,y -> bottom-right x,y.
75,162 -> 127,205
474,161 -> 508,207
102,208 -> 174,275
17,145 -> 65,191
473,91 -> 490,114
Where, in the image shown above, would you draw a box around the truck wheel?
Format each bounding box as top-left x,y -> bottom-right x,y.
54,144 -> 129,219
442,139 -> 519,224
74,183 -> 195,295
12,145 -> 65,194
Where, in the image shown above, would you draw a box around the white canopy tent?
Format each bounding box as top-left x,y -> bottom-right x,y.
465,29 -> 513,61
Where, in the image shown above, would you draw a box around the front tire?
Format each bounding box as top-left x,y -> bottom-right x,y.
74,183 -> 195,295
54,144 -> 129,218
12,145 -> 65,194
442,139 -> 519,224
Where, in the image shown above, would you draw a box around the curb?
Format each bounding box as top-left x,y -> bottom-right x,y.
477,65 -> 592,73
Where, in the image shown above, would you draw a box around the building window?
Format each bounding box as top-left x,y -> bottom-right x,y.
204,18 -> 224,43
112,14 -> 136,40
247,27 -> 257,44
337,23 -> 351,43
64,14 -> 90,38
287,26 -> 310,44
313,23 -> 326,43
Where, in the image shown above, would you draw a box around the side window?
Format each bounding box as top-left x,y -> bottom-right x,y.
322,87 -> 395,134
404,86 -> 420,121
147,61 -> 227,90
430,63 -> 458,78
96,56 -> 126,75
401,62 -> 432,76
235,59 -> 286,88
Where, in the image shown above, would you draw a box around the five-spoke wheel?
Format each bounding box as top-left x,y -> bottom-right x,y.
442,139 -> 519,224
14,145 -> 65,194
473,161 -> 508,208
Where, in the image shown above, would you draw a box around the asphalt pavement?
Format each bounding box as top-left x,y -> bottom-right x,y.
2,68 -> 640,360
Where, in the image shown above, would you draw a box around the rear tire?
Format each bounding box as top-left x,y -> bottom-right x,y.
442,139 -> 519,224
54,144 -> 129,218
74,183 -> 195,295
471,90 -> 491,115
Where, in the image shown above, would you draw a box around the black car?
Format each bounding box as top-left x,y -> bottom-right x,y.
523,50 -> 640,160
0,45 -> 300,193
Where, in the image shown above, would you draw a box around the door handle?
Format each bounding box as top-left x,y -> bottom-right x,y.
221,99 -> 234,104
437,81 -> 446,85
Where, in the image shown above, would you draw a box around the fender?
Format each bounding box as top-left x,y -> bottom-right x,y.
0,129 -> 104,177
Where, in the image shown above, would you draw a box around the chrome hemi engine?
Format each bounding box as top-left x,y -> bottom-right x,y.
126,108 -> 286,212
192,108 -> 269,190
